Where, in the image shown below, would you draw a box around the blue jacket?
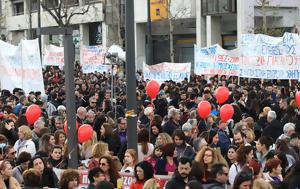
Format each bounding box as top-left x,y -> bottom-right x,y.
217,129 -> 231,156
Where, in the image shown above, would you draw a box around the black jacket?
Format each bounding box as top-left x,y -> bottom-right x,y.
41,168 -> 59,188
165,170 -> 190,189
155,157 -> 178,175
262,119 -> 283,142
203,179 -> 226,189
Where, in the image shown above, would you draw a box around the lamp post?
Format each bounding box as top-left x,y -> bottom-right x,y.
146,0 -> 153,65
125,0 -> 137,152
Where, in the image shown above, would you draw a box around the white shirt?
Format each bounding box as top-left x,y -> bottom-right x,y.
14,139 -> 36,157
137,143 -> 154,162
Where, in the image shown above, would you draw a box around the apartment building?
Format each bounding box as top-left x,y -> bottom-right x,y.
196,0 -> 300,49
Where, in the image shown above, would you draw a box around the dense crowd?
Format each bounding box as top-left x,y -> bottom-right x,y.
0,63 -> 300,189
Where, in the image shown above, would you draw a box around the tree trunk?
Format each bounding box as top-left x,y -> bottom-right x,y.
169,18 -> 174,62
262,0 -> 267,34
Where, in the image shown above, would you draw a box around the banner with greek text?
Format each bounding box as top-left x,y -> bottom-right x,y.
0,39 -> 45,94
143,62 -> 191,82
43,44 -> 64,68
239,32 -> 300,79
81,45 -> 108,73
194,32 -> 300,80
194,44 -> 240,76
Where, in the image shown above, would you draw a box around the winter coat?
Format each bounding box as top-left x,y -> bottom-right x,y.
165,170 -> 190,189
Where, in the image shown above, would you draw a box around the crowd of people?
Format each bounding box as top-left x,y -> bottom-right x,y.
0,64 -> 300,189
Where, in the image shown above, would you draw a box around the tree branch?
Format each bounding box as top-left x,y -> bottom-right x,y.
65,4 -> 91,26
40,0 -> 63,26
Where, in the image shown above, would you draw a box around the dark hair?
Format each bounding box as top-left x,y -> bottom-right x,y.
258,136 -> 273,149
134,161 -> 154,182
54,130 -> 66,146
17,151 -> 32,165
23,169 -> 41,187
178,156 -> 192,167
186,180 -> 203,189
101,123 -> 114,137
172,129 -> 185,141
233,170 -> 253,189
162,143 -> 175,157
211,163 -> 227,178
138,129 -> 150,155
28,156 -> 46,170
207,129 -> 218,144
88,167 -> 104,183
95,181 -> 114,189
190,161 -> 204,181
236,145 -> 253,167
99,155 -> 119,186
59,169 -> 80,189
149,145 -> 163,159
51,145 -> 63,153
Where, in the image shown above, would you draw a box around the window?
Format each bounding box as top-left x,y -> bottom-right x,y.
42,0 -> 59,8
64,0 -> 79,6
12,0 -> 24,16
31,0 -> 38,12
202,0 -> 236,16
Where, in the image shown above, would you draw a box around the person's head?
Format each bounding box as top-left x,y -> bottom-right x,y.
195,146 -> 215,166
88,167 -> 106,184
77,106 -> 87,120
227,145 -> 238,162
50,145 -> 63,161
59,169 -> 80,189
39,133 -> 55,153
218,121 -> 227,130
256,136 -> 273,153
151,145 -> 163,159
265,158 -> 282,176
168,108 -> 181,122
117,117 -> 127,131
22,168 -> 41,187
100,123 -> 113,138
155,132 -> 173,146
290,133 -> 300,147
92,142 -> 109,158
124,149 -> 138,167
177,157 -> 192,179
29,156 -> 45,174
95,181 -> 114,189
182,122 -> 193,137
3,145 -> 16,159
0,160 -> 13,178
86,110 -> 96,124
267,111 -> 276,123
236,145 -> 253,166
162,143 -> 176,158
248,159 -> 261,178
173,129 -> 186,146
17,151 -> 31,170
142,178 -> 161,189
279,98 -> 288,110
283,122 -> 295,136
252,178 -> 273,189
185,180 -> 203,189
233,130 -> 246,146
98,155 -> 119,182
211,163 -> 229,184
207,129 -> 219,145
54,129 -> 66,146
18,125 -> 32,140
54,116 -> 64,129
33,119 -> 45,133
134,161 -> 154,182
233,170 -> 253,189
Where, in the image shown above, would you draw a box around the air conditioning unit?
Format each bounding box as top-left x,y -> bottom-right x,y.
202,0 -> 236,16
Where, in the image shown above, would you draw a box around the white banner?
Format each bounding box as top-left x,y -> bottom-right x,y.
43,44 -> 64,68
194,32 -> 300,80
0,39 -> 45,94
144,62 -> 191,82
81,45 -> 108,73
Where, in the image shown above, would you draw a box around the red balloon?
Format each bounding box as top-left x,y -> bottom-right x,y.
220,104 -> 234,122
78,124 -> 93,143
197,101 -> 211,119
146,80 -> 160,99
215,87 -> 230,104
296,91 -> 300,108
26,104 -> 42,125
64,121 -> 79,135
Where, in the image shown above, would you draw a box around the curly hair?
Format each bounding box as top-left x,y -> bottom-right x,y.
59,169 -> 80,189
195,146 -> 228,168
99,155 -> 120,186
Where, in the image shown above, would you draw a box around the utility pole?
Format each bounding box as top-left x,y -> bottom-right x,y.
28,0 -> 32,39
146,0 -> 153,65
37,0 -> 42,58
125,0 -> 137,152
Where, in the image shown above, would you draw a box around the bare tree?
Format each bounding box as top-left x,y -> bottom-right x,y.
40,0 -> 91,27
163,0 -> 190,62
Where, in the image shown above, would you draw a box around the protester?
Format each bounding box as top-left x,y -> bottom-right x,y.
59,169 -> 80,189
129,161 -> 154,189
0,160 -> 21,189
87,167 -> 106,189
203,163 -> 229,189
22,169 -> 42,189
98,155 -> 120,187
120,149 -> 138,173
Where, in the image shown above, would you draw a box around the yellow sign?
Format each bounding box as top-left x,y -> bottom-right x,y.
150,0 -> 168,21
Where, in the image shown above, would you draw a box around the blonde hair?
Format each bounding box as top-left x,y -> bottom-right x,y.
19,125 -> 33,140
142,178 -> 159,189
253,178 -> 273,189
195,146 -> 228,168
92,142 -> 108,158
82,131 -> 98,152
124,149 -> 138,167
156,133 -> 173,146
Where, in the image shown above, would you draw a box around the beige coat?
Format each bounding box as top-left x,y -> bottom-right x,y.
0,175 -> 21,189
